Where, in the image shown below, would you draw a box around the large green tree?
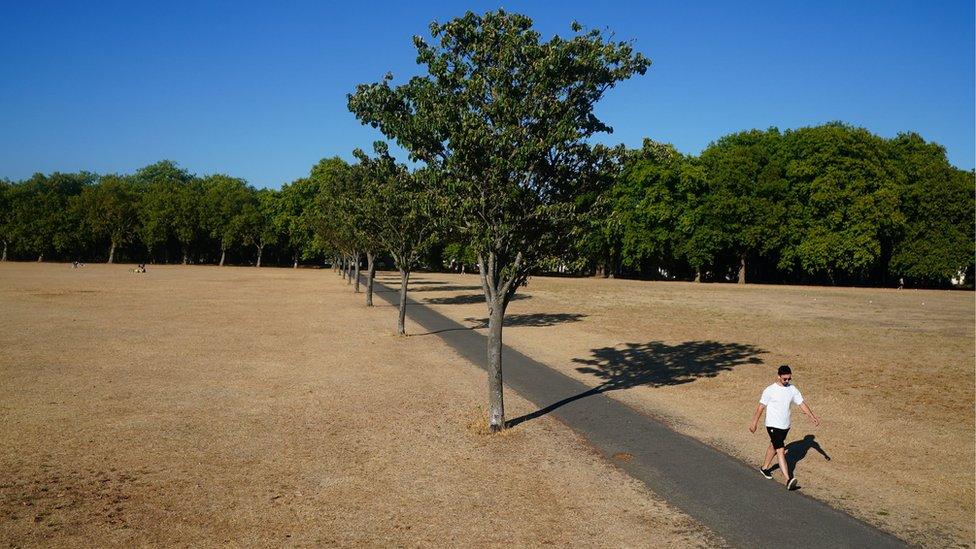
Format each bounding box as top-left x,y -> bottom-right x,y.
349,10 -> 649,430
74,174 -> 140,263
236,188 -> 279,267
276,177 -> 322,269
200,174 -> 251,266
700,128 -> 786,283
9,172 -> 92,261
134,161 -> 195,263
777,123 -> 902,283
888,133 -> 975,285
609,141 -> 708,280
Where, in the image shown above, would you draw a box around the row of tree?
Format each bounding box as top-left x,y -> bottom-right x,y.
2,127 -> 970,287
1,11 -> 972,430
0,161 -> 318,268
587,124 -> 974,287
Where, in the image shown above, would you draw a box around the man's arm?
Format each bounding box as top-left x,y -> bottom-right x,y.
749,404 -> 765,433
799,402 -> 820,426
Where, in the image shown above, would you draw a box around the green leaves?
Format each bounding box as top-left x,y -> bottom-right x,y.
776,123 -> 901,279
591,123 -> 973,286
349,9 -> 649,304
354,143 -> 441,270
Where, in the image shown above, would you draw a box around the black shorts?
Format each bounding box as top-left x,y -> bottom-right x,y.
766,426 -> 790,449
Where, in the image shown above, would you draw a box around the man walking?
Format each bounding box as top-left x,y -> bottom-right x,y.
749,365 -> 820,490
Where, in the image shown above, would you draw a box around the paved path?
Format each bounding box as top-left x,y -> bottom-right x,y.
368,276 -> 905,548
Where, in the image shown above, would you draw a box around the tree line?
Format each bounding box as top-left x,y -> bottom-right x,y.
2,127 -> 970,289
587,125 -> 974,287
1,11 -> 972,429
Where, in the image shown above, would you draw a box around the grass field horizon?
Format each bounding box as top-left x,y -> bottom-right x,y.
2,262 -> 973,547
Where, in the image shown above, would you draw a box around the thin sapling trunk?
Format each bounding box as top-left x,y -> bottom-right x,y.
365,252 -> 376,306
477,251 -> 525,432
353,253 -> 361,293
486,297 -> 506,431
397,268 -> 410,335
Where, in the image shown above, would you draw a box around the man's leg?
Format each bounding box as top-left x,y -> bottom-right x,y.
776,448 -> 790,482
762,444 -> 776,470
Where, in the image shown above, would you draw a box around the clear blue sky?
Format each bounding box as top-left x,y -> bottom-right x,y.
1,1 -> 973,188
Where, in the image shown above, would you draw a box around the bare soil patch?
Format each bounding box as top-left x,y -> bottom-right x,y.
399,271 -> 975,547
0,263 -> 719,547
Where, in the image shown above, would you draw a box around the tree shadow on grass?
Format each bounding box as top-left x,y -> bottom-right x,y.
507,340 -> 765,428
463,313 -> 587,328
424,293 -> 530,305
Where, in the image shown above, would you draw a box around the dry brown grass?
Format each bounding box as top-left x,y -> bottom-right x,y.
0,263 -> 720,547
400,271 -> 976,547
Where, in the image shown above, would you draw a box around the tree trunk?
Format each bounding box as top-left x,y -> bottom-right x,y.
182,250 -> 189,265
346,256 -> 353,284
397,268 -> 410,335
694,266 -> 702,283
37,253 -> 43,262
353,252 -> 361,293
486,298 -> 506,432
293,253 -> 299,269
219,249 -> 226,266
366,252 -> 376,307
1,241 -> 6,262
256,246 -> 263,268
107,242 -> 116,264
737,253 -> 746,284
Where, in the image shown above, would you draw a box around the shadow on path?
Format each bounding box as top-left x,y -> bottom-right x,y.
508,340 -> 765,428
463,312 -> 587,328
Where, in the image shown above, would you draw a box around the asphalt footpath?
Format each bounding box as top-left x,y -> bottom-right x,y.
365,275 -> 905,548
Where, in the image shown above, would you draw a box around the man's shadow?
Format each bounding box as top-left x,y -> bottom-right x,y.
768,435 -> 831,478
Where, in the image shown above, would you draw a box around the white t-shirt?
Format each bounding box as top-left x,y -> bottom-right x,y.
759,383 -> 804,429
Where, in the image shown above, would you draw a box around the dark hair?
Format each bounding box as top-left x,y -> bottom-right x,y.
777,365 -> 792,376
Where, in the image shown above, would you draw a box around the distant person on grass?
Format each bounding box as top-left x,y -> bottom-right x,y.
749,365 -> 821,490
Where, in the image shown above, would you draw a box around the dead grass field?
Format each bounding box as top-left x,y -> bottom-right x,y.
397,271 -> 976,547
0,263 -> 720,547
